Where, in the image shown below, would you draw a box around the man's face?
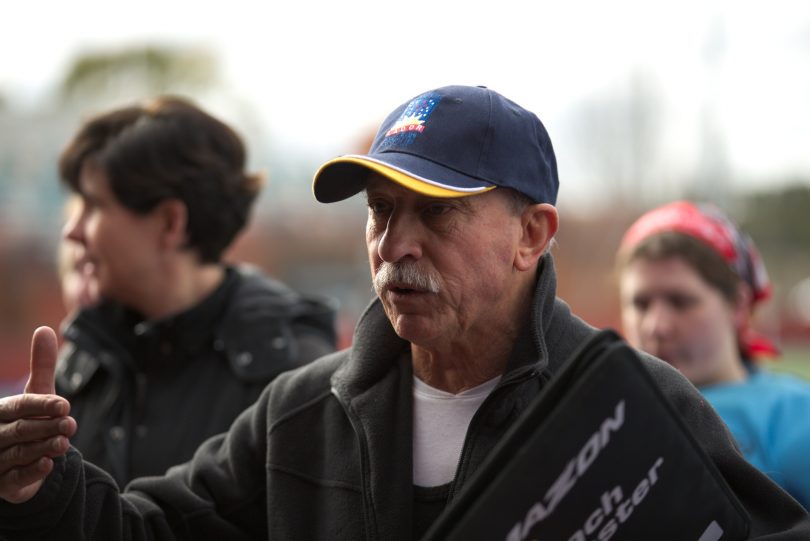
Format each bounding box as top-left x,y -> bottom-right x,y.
62,163 -> 165,309
619,256 -> 740,386
365,174 -> 524,350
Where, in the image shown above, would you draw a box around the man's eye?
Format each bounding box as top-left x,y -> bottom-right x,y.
423,203 -> 451,217
367,200 -> 390,214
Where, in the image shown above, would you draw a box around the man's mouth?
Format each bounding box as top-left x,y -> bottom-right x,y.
392,287 -> 412,294
386,283 -> 428,296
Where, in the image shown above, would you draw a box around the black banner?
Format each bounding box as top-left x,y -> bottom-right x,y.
422,330 -> 750,541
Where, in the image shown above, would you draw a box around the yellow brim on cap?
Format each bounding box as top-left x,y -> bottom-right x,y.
313,155 -> 496,200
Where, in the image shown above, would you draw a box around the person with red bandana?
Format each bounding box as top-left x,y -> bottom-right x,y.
617,200 -> 810,509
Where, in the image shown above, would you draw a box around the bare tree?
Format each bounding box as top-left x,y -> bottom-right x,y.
58,45 -> 218,106
566,69 -> 664,208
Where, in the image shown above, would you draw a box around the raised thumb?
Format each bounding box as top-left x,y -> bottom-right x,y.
25,326 -> 58,395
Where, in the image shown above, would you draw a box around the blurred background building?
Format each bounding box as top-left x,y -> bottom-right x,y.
1,0 -> 809,388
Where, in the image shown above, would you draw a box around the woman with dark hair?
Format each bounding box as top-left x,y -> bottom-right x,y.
53,97 -> 338,486
617,200 -> 810,509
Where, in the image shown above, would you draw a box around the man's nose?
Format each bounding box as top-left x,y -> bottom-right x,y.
377,212 -> 423,263
642,301 -> 675,340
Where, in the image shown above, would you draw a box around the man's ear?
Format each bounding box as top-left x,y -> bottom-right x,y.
515,203 -> 559,271
155,198 -> 188,251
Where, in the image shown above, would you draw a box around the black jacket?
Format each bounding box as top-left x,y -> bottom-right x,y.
2,256 -> 808,539
54,265 -> 338,487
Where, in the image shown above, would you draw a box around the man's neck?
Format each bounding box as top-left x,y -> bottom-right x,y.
411,345 -> 509,394
711,352 -> 749,385
410,310 -> 524,394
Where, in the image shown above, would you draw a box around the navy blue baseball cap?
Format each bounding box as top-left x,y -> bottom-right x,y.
312,85 -> 559,205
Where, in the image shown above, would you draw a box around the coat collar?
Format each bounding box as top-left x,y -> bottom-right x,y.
332,253 -> 562,400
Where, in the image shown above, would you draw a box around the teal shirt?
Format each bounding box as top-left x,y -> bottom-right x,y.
701,369 -> 810,510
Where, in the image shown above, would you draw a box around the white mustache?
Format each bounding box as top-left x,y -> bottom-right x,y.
373,261 -> 440,295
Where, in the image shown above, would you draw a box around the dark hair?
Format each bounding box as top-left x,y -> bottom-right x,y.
59,96 -> 263,263
619,231 -> 740,303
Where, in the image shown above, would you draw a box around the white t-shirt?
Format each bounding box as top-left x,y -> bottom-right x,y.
412,374 -> 501,487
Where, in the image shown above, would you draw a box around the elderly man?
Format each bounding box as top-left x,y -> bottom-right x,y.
0,85 -> 808,540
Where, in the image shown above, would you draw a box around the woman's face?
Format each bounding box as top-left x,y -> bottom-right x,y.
620,256 -> 743,386
62,163 -> 166,310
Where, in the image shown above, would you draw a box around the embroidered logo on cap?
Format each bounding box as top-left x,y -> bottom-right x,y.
379,93 -> 441,150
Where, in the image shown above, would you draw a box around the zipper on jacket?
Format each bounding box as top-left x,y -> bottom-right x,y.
131,370 -> 148,461
331,387 -> 378,541
446,366 -> 541,503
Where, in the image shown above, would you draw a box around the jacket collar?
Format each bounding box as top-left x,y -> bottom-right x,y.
332,253 -> 562,400
63,267 -> 236,362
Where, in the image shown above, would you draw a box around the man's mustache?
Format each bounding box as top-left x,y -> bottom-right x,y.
373,261 -> 440,295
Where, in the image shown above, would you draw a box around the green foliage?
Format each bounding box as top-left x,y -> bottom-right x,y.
738,183 -> 810,255
59,45 -> 217,102
765,347 -> 810,382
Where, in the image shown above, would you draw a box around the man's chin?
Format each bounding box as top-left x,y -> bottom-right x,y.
388,314 -> 439,345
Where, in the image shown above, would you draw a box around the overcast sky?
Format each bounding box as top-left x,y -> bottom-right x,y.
2,0 -> 809,207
